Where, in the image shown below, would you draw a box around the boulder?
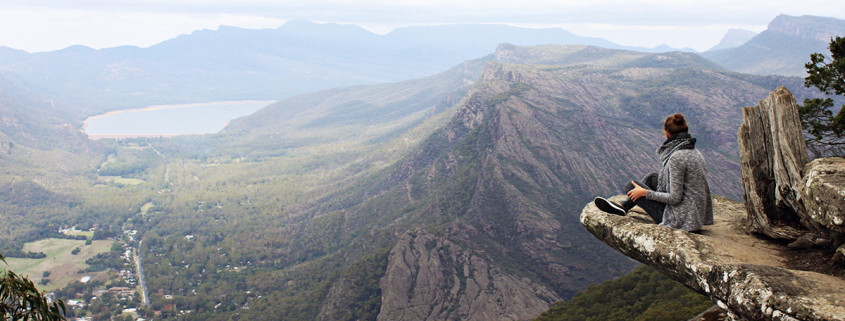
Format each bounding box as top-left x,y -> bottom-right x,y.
737,86 -> 809,240
800,158 -> 845,234
580,196 -> 845,321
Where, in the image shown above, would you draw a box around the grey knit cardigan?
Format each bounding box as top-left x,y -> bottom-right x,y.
646,149 -> 714,231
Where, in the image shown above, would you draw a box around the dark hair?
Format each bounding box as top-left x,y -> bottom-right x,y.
663,113 -> 689,135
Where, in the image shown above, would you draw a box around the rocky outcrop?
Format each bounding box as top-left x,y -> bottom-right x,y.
799,158 -> 845,262
581,196 -> 845,321
800,158 -> 845,235
378,231 -> 558,321
767,15 -> 845,43
737,86 -> 809,240
581,87 -> 845,321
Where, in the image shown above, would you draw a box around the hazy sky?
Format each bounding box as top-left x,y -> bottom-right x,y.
2,0 -> 843,53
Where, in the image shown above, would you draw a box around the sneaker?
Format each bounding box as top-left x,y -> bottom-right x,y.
594,197 -> 626,216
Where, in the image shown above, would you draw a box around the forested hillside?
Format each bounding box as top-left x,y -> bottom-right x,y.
533,265 -> 713,321
0,43 -> 827,320
0,75 -> 151,261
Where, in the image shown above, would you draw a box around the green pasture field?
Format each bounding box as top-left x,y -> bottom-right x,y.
3,238 -> 115,291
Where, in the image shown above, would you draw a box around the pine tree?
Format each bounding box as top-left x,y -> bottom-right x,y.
800,36 -> 845,157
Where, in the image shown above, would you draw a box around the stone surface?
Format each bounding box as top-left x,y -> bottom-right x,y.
377,231 -> 558,321
581,195 -> 845,321
737,86 -> 809,240
688,305 -> 730,321
800,158 -> 845,234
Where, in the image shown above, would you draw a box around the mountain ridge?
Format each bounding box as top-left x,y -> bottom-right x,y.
703,14 -> 845,76
148,44 -> 823,320
707,29 -> 758,51
767,14 -> 845,42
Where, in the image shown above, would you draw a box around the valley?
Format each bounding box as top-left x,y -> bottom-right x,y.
0,14 -> 842,321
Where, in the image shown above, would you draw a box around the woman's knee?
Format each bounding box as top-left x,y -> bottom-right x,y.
644,172 -> 659,189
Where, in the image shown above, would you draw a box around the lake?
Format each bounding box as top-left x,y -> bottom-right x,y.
83,100 -> 276,139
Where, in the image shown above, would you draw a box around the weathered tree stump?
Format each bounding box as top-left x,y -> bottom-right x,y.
737,86 -> 809,240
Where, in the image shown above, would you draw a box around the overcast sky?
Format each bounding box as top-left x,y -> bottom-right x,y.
2,0 -> 843,53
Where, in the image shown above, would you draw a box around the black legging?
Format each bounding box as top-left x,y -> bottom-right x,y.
623,172 -> 665,224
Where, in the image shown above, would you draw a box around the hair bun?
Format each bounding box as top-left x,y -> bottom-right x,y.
664,113 -> 689,134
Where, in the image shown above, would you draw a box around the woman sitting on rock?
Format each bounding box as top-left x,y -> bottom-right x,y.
594,113 -> 713,232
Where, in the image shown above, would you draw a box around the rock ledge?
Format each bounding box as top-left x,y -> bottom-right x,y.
581,196 -> 845,321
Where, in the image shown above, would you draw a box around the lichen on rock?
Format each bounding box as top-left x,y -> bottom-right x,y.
580,196 -> 845,321
800,158 -> 845,235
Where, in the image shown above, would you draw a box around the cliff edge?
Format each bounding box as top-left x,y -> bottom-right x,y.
580,87 -> 845,321
581,195 -> 844,321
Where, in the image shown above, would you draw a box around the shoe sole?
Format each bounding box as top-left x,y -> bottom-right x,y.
594,197 -> 626,216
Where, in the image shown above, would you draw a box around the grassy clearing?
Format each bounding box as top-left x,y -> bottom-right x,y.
97,175 -> 144,186
4,238 -> 114,291
61,229 -> 95,238
139,202 -> 154,215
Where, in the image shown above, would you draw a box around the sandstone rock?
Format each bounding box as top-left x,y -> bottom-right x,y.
581,195 -> 845,321
835,245 -> 845,265
800,158 -> 845,234
687,305 -> 730,321
737,86 -> 809,240
378,230 -> 558,321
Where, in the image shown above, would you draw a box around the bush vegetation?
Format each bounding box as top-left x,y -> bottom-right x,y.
533,265 -> 713,321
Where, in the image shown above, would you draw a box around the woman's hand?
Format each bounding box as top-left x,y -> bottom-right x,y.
627,181 -> 648,201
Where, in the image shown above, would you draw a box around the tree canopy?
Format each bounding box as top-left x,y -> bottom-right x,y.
800,36 -> 845,157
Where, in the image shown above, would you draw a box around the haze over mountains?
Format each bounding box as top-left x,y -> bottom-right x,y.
2,14 -> 839,119
703,14 -> 845,76
0,11 -> 842,321
707,29 -> 758,51
0,20 -> 639,115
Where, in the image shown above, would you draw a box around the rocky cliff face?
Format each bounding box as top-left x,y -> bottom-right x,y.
767,15 -> 845,43
581,87 -> 845,321
185,45 -> 823,320
371,47 -> 815,320
378,231 -> 557,321
702,15 -> 845,77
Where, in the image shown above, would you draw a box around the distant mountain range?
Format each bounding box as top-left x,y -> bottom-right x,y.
0,72 -> 92,152
1,15 -> 842,118
704,14 -> 845,76
707,29 -> 758,51
0,21 -> 699,117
